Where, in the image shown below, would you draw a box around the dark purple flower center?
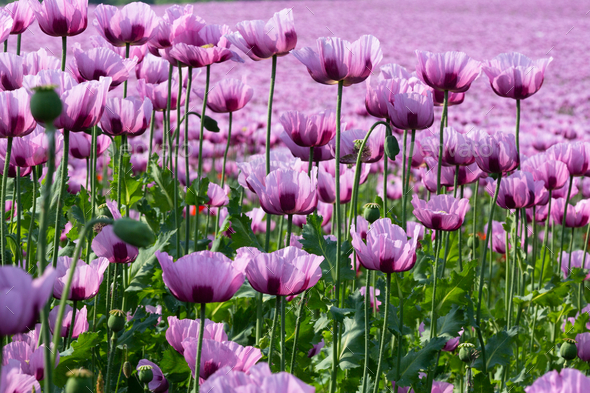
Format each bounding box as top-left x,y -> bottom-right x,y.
202,360 -> 220,380
191,285 -> 214,303
113,242 -> 129,262
266,276 -> 281,295
279,192 -> 297,213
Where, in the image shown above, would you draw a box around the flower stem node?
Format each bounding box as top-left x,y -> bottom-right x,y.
65,369 -> 94,393
108,309 -> 126,332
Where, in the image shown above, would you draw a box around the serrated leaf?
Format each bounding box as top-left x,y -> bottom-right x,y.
423,260 -> 476,315
301,214 -> 338,283
472,327 -> 518,372
54,331 -> 102,386
127,230 -> 174,292
160,347 -> 192,382
148,161 -> 175,211
387,337 -> 447,387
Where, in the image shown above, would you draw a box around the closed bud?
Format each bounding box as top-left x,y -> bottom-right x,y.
560,338 -> 578,361
363,203 -> 381,223
108,309 -> 126,332
384,135 -> 400,160
30,86 -> 62,123
467,235 -> 479,250
123,361 -> 133,378
65,369 -> 93,393
113,218 -> 156,248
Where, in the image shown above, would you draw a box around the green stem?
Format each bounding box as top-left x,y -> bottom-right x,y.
280,295 -> 286,372
361,269 -> 372,393
394,273 -> 404,392
52,130 -> 70,267
16,168 -> 21,263
195,65 -> 210,246
516,100 -> 520,169
472,179 -> 479,259
61,36 -> 67,72
538,191 -> 553,289
123,43 -> 130,97
143,110 -> 156,198
16,34 -> 21,56
269,295 -> 280,370
401,129 -> 408,227
436,90 -> 448,194
558,176 -> 574,273
65,300 -> 78,349
173,62 -> 183,256
286,214 -> 293,246
308,147 -> 314,175
263,55 -> 278,253
568,227 -> 575,274
184,66 -> 193,253
373,273 -> 392,393
331,80 -> 344,393
0,137 -> 12,265
25,167 -> 38,272
403,130 -> 416,231
51,217 -> 113,366
164,64 -> 173,168
430,231 -> 442,339
215,111 -> 232,237
192,303 -> 205,393
475,174 -> 502,374
346,120 -> 391,237
289,288 -> 309,373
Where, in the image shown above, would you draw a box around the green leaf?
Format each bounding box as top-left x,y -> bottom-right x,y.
185,177 -> 209,206
472,372 -> 495,393
387,337 -> 447,387
472,327 -> 518,372
160,347 -> 192,383
423,260 -> 476,315
127,230 -> 175,293
301,214 -> 338,283
147,160 -> 175,211
54,332 -> 102,387
116,310 -> 160,348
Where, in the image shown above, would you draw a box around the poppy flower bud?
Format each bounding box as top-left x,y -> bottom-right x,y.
458,343 -> 476,363
113,218 -> 156,248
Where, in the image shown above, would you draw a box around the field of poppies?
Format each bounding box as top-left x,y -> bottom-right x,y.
1,0 -> 590,392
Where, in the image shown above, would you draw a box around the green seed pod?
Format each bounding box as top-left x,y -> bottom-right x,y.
560,339 -> 578,361
458,343 -> 475,363
113,218 -> 156,248
363,203 -> 381,223
30,86 -> 63,124
384,135 -> 400,160
137,365 -> 154,384
123,361 -> 133,378
108,309 -> 126,332
65,369 -> 93,393
97,204 -> 114,219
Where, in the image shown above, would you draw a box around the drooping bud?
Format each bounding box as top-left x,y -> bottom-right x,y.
123,361 -> 133,378
113,218 -> 156,248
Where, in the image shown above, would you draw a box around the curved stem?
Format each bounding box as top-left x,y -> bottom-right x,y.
0,137 -> 12,265
558,176 -> 574,273
51,217 -> 114,366
475,174 -> 503,374
184,67 -> 193,253
373,273 -> 391,393
331,80 -> 344,393
347,120 -> 392,239
436,90 -> 448,194
192,303 -> 206,393
52,130 -> 69,268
